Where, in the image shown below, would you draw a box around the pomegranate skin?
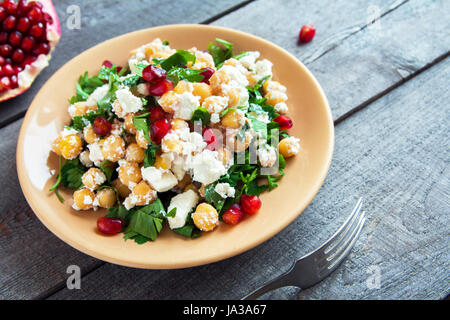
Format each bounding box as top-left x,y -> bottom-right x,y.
0,0 -> 61,102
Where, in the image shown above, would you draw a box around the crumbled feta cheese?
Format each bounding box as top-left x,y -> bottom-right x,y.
136,83 -> 150,96
220,65 -> 249,87
274,102 -> 288,114
211,113 -> 220,124
86,84 -> 109,107
114,87 -> 144,117
286,137 -> 301,154
214,183 -> 236,199
202,96 -> 228,114
87,142 -> 104,166
167,190 -> 200,229
238,51 -> 260,71
255,59 -> 273,80
171,154 -> 187,181
258,145 -> 277,168
173,92 -> 200,120
123,195 -> 136,210
189,150 -> 226,185
141,166 -> 178,192
61,127 -> 80,138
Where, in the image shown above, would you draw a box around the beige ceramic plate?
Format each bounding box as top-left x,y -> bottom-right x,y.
16,24 -> 334,269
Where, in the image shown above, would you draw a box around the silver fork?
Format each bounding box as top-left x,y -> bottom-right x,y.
242,198 -> 366,299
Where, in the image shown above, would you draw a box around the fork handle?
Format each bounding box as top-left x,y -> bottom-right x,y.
241,269 -> 298,300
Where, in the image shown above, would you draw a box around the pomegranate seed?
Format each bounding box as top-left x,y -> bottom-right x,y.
29,22 -> 44,38
147,79 -> 173,96
3,63 -> 14,76
29,1 -> 43,9
0,7 -> 6,22
0,66 -> 3,77
43,12 -> 53,24
3,15 -> 16,31
33,42 -> 49,55
21,36 -> 35,51
222,204 -> 245,225
9,31 -> 22,47
97,217 -> 123,235
102,60 -> 113,68
149,105 -> 166,123
298,24 -> 316,43
14,65 -> 23,74
0,76 -> 11,92
202,127 -> 219,151
0,31 -> 7,44
0,44 -> 12,56
142,65 -> 166,83
9,74 -> 18,89
17,17 -> 30,32
240,194 -> 262,215
16,0 -> 28,16
22,55 -> 36,67
151,118 -> 171,144
93,116 -> 112,136
3,0 -> 17,14
0,56 -> 4,66
12,49 -> 24,63
200,67 -> 215,84
273,115 -> 293,130
27,7 -> 42,23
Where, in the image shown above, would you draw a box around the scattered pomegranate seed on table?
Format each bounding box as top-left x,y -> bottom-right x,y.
240,194 -> 262,215
274,115 -> 293,130
97,217 -> 123,235
298,24 -> 316,43
222,204 -> 245,225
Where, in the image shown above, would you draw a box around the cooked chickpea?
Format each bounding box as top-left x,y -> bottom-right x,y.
69,102 -> 89,118
83,126 -> 98,144
118,161 -> 142,188
124,113 -> 137,134
58,134 -> 83,160
192,83 -> 212,103
173,80 -> 193,94
73,188 -> 95,210
192,203 -> 219,232
158,91 -> 177,113
220,86 -> 240,107
132,181 -> 156,206
202,95 -> 228,114
278,137 -> 300,158
161,137 -> 182,154
209,70 -> 231,94
246,73 -> 259,87
51,136 -> 62,156
96,188 -> 117,208
263,80 -> 286,93
171,118 -> 189,131
153,154 -> 172,171
126,143 -> 145,163
221,108 -> 245,129
102,134 -> 125,162
82,168 -> 106,190
136,130 -> 150,149
112,178 -> 131,198
265,90 -> 288,107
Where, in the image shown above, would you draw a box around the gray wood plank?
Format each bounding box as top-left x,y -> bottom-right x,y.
0,0 -> 251,300
212,0 -> 450,120
0,0 -> 250,128
49,55 -> 450,300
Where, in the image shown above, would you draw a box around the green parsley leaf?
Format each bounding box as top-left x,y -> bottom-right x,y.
60,158 -> 86,189
132,112 -> 150,141
166,207 -> 177,218
144,142 -> 161,168
99,160 -> 115,182
166,67 -> 204,85
160,50 -> 196,71
208,38 -> 234,68
191,107 -> 210,126
204,183 -> 226,213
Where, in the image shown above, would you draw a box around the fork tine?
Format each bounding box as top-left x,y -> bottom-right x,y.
319,212 -> 366,278
317,198 -> 363,255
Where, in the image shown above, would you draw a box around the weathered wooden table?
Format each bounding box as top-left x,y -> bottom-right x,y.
0,0 -> 448,300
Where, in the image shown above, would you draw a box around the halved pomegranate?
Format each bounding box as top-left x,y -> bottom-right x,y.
0,0 -> 60,102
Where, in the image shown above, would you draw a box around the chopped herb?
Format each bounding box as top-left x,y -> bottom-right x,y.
166,67 -> 205,85
69,72 -> 104,104
191,107 -> 210,126
132,112 -> 150,141
160,50 -> 196,71
208,38 -> 233,68
143,142 -> 161,168
60,158 -> 86,189
99,160 -> 115,182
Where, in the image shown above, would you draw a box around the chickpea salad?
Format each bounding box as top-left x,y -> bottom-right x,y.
50,38 -> 300,243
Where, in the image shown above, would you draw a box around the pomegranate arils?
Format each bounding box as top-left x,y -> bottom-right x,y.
222,204 -> 245,225
147,79 -> 173,96
240,194 -> 262,215
14,65 -> 23,73
27,7 -> 43,23
202,127 -> 219,150
142,65 -> 166,83
149,105 -> 166,123
102,60 -> 113,68
29,22 -> 44,38
200,67 -> 214,84
97,217 -> 123,235
0,7 -> 6,22
43,12 -> 52,24
274,115 -> 293,130
298,24 -> 316,43
3,63 -> 14,76
33,42 -> 49,55
0,31 -> 7,43
93,116 -> 112,136
151,118 -> 171,144
17,17 -> 30,32
21,36 -> 35,51
0,56 -> 4,66
0,44 -> 12,56
12,49 -> 24,63
3,1 -> 17,14
9,31 -> 22,47
9,74 -> 17,88
0,76 -> 10,92
3,15 -> 16,31
22,55 -> 36,66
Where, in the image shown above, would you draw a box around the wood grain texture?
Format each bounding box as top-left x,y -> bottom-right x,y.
0,0 -> 251,300
0,0 -> 249,128
49,56 -> 450,300
212,0 -> 450,120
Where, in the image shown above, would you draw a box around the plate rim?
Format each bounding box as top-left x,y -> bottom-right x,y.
16,24 -> 334,269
